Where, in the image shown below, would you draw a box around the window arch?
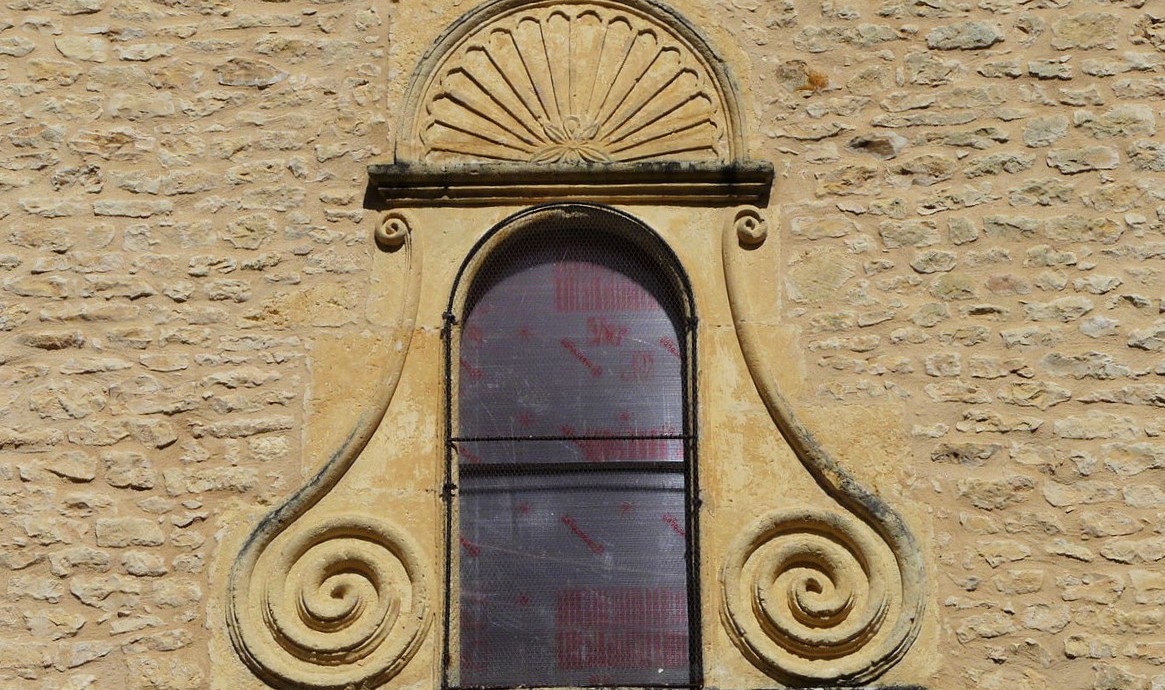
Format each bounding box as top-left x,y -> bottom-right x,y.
444,204 -> 699,689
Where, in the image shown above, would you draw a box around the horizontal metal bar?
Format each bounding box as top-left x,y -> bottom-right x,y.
448,684 -> 703,690
458,461 -> 686,475
447,686 -> 926,690
451,434 -> 692,443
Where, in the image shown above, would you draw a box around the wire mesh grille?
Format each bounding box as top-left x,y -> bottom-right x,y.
447,206 -> 697,689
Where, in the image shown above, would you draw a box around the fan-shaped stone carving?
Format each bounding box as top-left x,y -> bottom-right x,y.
403,1 -> 738,164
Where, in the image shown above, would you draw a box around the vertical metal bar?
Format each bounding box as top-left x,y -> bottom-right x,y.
442,310 -> 456,690
683,314 -> 702,688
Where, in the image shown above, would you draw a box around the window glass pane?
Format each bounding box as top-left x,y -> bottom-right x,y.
459,472 -> 689,687
458,236 -> 684,445
453,221 -> 693,689
456,437 -> 683,467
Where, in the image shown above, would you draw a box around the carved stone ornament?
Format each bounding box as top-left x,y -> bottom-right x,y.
720,209 -> 926,685
370,0 -> 768,208
398,0 -> 743,165
375,211 -> 410,249
258,0 -> 923,686
226,222 -> 431,690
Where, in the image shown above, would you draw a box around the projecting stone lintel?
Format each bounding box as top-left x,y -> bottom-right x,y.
365,160 -> 774,207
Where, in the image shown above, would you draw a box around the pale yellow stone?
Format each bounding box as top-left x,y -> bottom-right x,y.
54,36 -> 108,62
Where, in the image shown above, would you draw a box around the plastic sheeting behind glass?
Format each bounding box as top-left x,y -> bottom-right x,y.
453,220 -> 692,688
459,473 -> 689,687
457,232 -> 684,448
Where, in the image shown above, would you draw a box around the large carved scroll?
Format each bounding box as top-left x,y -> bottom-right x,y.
719,209 -> 926,685
226,224 -> 431,690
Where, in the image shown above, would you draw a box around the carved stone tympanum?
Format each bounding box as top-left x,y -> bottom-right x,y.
400,0 -> 740,165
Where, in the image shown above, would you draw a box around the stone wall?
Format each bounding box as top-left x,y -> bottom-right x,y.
1,0 -> 1164,688
0,0 -> 386,685
740,2 -> 1165,689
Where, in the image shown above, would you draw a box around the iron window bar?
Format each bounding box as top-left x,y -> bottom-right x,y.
457,461 -> 688,477
451,434 -> 692,443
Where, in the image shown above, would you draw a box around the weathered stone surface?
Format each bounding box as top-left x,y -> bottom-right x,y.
929,273 -> 977,301
965,152 -> 1035,177
94,518 -> 164,548
956,409 -> 1041,433
0,36 -> 37,57
43,452 -> 98,482
976,60 -> 1021,79
905,51 -> 961,85
1053,412 -> 1140,440
927,22 -> 1004,50
1028,59 -> 1072,80
790,215 -> 855,240
1045,217 -> 1122,245
959,475 -> 1037,510
1008,178 -> 1073,206
998,381 -> 1071,410
1101,443 -> 1165,477
67,129 -> 154,161
1130,570 -> 1165,604
107,92 -> 177,120
794,24 -> 905,53
911,250 -> 957,274
1043,480 -> 1120,508
1051,13 -> 1120,50
980,540 -> 1031,567
1128,322 -> 1165,352
1076,105 -> 1157,139
92,200 -> 173,218
1047,146 -> 1120,174
161,467 -> 258,495
122,655 -> 204,690
103,451 -> 156,490
213,58 -> 288,88
1023,297 -> 1093,322
221,213 -> 275,250
116,43 -> 174,61
890,154 -> 958,187
983,216 -> 1039,241
1041,352 -> 1134,380
1128,140 -> 1165,172
932,442 -> 1001,466
846,133 -> 908,159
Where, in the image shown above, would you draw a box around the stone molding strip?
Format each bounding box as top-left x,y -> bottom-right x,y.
366,161 -> 774,207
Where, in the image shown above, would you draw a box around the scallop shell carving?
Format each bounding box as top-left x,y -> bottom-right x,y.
416,3 -> 731,164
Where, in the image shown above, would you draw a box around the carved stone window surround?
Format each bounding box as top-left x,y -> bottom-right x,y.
218,1 -> 929,688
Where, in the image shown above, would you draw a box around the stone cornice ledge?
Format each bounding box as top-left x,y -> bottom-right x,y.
365,161 -> 774,207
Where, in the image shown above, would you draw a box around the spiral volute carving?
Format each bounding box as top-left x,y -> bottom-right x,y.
722,509 -> 908,685
375,212 -> 410,249
732,207 -> 767,246
232,515 -> 430,689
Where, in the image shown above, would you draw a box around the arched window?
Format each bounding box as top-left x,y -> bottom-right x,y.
445,205 -> 698,689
